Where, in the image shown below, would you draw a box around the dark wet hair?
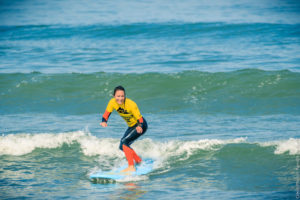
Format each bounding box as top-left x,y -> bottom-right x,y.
113,85 -> 126,96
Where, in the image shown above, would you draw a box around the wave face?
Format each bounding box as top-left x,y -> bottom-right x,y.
1,69 -> 299,115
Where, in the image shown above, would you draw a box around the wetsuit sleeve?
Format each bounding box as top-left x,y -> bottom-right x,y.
102,99 -> 114,122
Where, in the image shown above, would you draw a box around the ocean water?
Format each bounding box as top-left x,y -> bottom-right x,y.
1,0 -> 300,199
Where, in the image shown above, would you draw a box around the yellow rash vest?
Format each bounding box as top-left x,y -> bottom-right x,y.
102,98 -> 143,127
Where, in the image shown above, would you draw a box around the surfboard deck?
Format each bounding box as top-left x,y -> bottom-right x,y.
90,159 -> 154,183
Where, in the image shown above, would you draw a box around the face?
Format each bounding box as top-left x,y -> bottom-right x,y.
114,90 -> 125,105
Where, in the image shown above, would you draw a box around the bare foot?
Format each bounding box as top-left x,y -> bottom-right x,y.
121,165 -> 136,173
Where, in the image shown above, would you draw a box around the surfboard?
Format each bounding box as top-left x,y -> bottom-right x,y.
90,159 -> 154,183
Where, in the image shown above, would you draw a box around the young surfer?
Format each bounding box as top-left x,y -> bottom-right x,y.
100,86 -> 148,172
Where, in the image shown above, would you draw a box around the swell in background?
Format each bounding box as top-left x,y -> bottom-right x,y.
1,69 -> 299,115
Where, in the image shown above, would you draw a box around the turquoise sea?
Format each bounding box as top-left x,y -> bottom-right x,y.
1,0 -> 300,199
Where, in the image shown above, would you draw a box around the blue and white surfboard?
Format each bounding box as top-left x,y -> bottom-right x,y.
90,159 -> 154,183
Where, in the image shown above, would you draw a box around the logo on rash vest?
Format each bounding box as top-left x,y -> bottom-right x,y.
117,107 -> 129,114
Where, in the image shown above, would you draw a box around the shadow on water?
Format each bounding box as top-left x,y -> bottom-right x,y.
90,180 -> 147,200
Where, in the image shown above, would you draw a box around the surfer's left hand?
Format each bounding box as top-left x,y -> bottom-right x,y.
136,126 -> 143,134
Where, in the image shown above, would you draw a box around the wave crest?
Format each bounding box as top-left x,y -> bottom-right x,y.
1,131 -> 298,158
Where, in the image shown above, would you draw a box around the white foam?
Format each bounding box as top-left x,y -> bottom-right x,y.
2,131 -> 297,158
261,138 -> 300,155
79,137 -> 122,157
0,131 -> 247,158
0,131 -> 88,156
132,137 -> 247,167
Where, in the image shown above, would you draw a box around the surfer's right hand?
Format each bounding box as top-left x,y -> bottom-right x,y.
100,122 -> 107,127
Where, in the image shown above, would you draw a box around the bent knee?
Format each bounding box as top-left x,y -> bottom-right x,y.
119,143 -> 129,151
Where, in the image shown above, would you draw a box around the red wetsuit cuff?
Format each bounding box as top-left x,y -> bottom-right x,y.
102,110 -> 111,122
